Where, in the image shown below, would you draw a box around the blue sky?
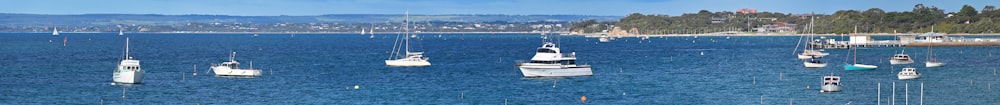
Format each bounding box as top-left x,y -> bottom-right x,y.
3,0 -> 998,16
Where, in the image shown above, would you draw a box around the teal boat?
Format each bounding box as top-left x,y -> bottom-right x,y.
844,41 -> 877,70
844,64 -> 877,70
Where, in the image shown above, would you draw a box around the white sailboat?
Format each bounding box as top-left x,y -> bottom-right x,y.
897,67 -> 920,80
797,15 -> 829,59
801,16 -> 827,68
118,30 -> 124,36
52,27 -> 59,36
926,38 -> 944,67
361,28 -> 366,35
113,38 -> 143,84
821,74 -> 841,92
385,11 -> 430,66
369,25 -> 375,39
211,52 -> 262,76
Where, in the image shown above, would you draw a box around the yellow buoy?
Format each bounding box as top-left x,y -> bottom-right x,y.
581,95 -> 587,103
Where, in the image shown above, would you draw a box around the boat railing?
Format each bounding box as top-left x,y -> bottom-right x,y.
514,60 -> 528,66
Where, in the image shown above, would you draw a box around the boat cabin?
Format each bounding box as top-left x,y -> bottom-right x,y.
823,76 -> 841,86
220,61 -> 240,69
892,54 -> 911,60
900,68 -> 919,75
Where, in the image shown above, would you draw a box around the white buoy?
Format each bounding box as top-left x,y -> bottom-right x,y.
354,85 -> 360,90
700,52 -> 704,56
121,87 -> 126,100
552,80 -> 558,88
193,64 -> 197,76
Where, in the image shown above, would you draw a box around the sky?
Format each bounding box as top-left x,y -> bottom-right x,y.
2,0 -> 998,16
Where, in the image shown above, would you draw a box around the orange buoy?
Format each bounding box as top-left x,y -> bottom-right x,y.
581,95 -> 587,103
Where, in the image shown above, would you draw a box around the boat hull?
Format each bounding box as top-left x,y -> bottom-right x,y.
212,66 -> 262,76
804,62 -> 827,68
518,66 -> 592,77
113,70 -> 143,84
925,61 -> 944,67
598,37 -> 611,42
821,85 -> 841,92
889,59 -> 914,65
898,75 -> 920,80
385,59 -> 431,66
844,64 -> 877,70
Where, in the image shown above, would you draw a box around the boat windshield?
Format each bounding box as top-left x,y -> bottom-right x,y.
536,49 -> 556,53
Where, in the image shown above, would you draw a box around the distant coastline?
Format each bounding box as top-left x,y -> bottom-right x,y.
7,31 -> 1000,36
570,33 -> 1000,37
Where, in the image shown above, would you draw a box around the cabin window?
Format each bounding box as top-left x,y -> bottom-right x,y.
529,61 -> 558,64
561,60 -> 576,65
536,49 -> 556,53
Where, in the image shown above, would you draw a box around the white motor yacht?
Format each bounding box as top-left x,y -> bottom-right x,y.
516,42 -> 592,77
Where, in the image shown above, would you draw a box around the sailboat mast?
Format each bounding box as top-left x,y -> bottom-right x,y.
404,11 -> 410,53
928,44 -> 933,61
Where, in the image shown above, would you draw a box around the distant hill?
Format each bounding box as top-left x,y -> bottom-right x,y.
0,13 -> 621,26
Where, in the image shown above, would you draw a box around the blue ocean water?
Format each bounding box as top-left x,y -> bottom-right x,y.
1,33 -> 999,104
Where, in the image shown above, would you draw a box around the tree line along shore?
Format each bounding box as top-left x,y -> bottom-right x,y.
571,4 -> 1000,36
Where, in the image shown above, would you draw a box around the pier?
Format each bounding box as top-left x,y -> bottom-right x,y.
809,34 -> 1000,49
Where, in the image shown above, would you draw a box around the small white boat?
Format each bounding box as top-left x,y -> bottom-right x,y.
897,67 -> 920,80
211,52 -> 262,77
516,42 -> 592,77
803,58 -> 827,68
52,27 -> 59,36
821,74 -> 841,92
598,36 -> 612,42
889,54 -> 914,65
926,61 -> 944,67
113,38 -> 143,84
118,30 -> 124,36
